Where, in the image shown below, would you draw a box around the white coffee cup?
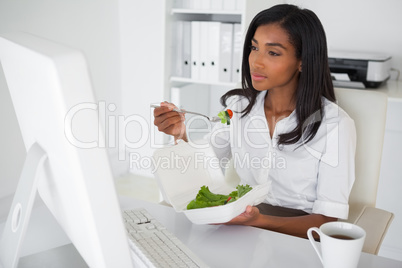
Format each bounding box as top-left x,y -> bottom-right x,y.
307,221 -> 366,268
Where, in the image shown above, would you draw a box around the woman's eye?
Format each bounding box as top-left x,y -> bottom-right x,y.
250,45 -> 258,51
268,51 -> 280,56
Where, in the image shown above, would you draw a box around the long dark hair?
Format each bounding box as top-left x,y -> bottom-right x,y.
221,4 -> 335,145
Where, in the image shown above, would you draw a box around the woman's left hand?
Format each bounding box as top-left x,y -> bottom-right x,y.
224,205 -> 260,226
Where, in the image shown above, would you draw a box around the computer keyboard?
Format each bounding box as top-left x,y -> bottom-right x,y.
123,208 -> 208,268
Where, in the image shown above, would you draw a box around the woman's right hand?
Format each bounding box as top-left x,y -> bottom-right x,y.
153,102 -> 188,142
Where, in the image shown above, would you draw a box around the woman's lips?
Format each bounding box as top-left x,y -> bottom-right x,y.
251,72 -> 267,81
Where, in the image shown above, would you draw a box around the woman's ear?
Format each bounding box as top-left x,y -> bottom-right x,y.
299,62 -> 302,72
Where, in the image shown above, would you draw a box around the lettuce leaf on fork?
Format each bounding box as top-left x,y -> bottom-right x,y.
187,184 -> 252,210
217,109 -> 233,125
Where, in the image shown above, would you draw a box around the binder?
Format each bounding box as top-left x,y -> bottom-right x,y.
182,0 -> 194,9
200,0 -> 211,9
171,21 -> 191,78
172,0 -> 183,8
211,0 -> 223,10
171,21 -> 184,77
235,0 -> 244,10
231,23 -> 242,83
206,22 -> 221,82
182,21 -> 192,78
199,22 -> 209,81
191,21 -> 201,80
192,0 -> 202,9
223,0 -> 236,11
219,23 -> 234,83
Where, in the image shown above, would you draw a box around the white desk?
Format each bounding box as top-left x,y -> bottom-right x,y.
376,80 -> 402,103
9,197 -> 401,268
120,198 -> 401,268
334,80 -> 402,103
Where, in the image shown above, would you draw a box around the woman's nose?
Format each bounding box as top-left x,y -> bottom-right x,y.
250,52 -> 264,69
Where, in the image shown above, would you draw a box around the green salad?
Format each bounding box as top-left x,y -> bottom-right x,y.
187,184 -> 252,210
217,109 -> 233,125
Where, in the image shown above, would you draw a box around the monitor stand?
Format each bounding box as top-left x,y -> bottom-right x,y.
18,243 -> 88,268
0,143 -> 47,268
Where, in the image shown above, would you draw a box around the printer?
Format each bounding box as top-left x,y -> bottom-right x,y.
328,51 -> 392,88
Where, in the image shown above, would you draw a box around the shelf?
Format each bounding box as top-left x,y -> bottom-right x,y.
170,76 -> 237,88
171,8 -> 242,23
171,8 -> 242,16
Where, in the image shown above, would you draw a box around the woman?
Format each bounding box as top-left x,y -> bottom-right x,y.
154,4 -> 356,238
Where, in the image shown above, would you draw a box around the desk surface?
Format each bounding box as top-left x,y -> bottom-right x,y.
4,197 -> 402,268
119,197 -> 402,268
343,80 -> 402,103
377,80 -> 402,102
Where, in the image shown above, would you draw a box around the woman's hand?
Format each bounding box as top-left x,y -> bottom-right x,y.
153,102 -> 188,141
225,205 -> 337,239
224,205 -> 260,226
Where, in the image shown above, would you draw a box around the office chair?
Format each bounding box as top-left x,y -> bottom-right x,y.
223,87 -> 394,255
334,87 -> 393,255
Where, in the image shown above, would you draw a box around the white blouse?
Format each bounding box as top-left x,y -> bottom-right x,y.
207,91 -> 356,219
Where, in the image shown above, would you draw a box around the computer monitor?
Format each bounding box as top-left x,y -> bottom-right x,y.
0,32 -> 133,267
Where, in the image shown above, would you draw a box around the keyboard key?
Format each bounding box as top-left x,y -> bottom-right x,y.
123,208 -> 208,268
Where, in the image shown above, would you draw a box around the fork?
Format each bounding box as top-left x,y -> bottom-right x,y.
150,104 -> 221,123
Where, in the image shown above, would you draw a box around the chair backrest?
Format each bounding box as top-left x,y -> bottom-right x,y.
334,87 -> 388,222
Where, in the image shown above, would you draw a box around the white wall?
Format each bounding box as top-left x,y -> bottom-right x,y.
0,0 -> 121,105
119,0 -> 167,177
0,0 -> 170,205
0,0 -> 122,217
287,0 -> 402,80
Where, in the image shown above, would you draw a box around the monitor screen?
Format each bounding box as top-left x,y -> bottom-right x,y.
0,32 -> 133,267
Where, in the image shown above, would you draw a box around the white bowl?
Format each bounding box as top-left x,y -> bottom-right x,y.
152,140 -> 270,224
